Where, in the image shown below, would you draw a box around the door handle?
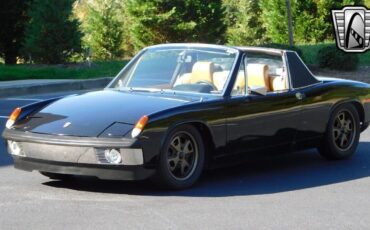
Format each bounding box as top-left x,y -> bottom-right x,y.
295,92 -> 305,100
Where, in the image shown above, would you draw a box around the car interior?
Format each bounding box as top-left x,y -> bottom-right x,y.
173,52 -> 290,95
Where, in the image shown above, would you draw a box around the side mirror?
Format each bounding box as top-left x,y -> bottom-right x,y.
249,86 -> 267,96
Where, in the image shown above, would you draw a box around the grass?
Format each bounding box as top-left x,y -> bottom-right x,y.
0,60 -> 128,81
297,43 -> 370,66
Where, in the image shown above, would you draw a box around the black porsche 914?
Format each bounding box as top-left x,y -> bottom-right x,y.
3,44 -> 370,189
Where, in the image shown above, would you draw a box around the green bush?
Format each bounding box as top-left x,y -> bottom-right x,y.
317,45 -> 358,71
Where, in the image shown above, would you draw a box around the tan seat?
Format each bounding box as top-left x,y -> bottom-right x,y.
174,73 -> 192,86
213,71 -> 229,90
269,75 -> 289,91
213,70 -> 246,92
190,61 -> 214,84
247,64 -> 271,91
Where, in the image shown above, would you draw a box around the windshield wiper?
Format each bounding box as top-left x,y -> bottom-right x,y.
127,87 -> 162,93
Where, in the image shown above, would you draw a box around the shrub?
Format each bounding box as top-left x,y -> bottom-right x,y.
317,45 -> 358,71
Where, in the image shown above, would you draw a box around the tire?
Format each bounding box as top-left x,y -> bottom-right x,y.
318,103 -> 360,160
153,125 -> 205,189
40,172 -> 72,180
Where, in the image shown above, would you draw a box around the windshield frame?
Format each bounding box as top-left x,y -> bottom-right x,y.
106,44 -> 241,97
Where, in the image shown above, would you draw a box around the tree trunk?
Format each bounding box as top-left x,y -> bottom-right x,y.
4,51 -> 17,65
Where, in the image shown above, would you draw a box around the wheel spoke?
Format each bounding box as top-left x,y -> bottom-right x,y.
180,160 -> 190,176
171,136 -> 182,153
333,128 -> 341,139
338,113 -> 346,127
183,140 -> 193,155
168,156 -> 179,171
345,120 -> 353,132
340,134 -> 348,147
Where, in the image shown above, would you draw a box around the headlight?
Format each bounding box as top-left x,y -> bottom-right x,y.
7,141 -> 25,156
104,149 -> 122,164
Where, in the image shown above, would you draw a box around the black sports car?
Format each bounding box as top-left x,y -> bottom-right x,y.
3,44 -> 370,189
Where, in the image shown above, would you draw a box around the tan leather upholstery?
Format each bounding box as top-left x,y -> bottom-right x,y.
174,73 -> 192,86
270,75 -> 289,91
213,70 -> 246,91
247,64 -> 270,91
190,62 -> 214,84
213,71 -> 229,90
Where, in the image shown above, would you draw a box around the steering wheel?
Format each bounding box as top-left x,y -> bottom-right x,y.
195,80 -> 218,91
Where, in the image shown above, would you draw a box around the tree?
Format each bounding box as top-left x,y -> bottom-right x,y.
126,0 -> 226,52
260,0 -> 295,44
314,0 -> 364,42
83,0 -> 124,60
0,0 -> 31,64
224,0 -> 267,46
260,0 -> 364,44
23,0 -> 82,64
294,0 -> 325,43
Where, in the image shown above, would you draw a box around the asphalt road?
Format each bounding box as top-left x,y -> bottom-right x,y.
1,91 -> 370,230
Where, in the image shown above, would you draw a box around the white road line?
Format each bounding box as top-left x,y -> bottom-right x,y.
3,98 -> 42,101
0,116 -> 9,119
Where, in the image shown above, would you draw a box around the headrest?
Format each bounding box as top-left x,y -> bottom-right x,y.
191,61 -> 214,84
247,64 -> 270,91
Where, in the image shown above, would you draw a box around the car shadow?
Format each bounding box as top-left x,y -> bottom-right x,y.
43,141 -> 370,197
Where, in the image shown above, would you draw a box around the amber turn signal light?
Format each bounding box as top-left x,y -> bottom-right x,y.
131,115 -> 148,138
6,107 -> 22,129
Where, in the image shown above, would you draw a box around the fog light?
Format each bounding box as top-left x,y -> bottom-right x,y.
7,141 -> 24,156
104,149 -> 122,164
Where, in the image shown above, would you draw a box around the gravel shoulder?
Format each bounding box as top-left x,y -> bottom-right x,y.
311,66 -> 370,83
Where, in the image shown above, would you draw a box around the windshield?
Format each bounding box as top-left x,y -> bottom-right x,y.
111,46 -> 239,94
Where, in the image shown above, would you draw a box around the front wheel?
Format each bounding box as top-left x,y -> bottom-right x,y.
318,103 -> 360,160
153,125 -> 205,189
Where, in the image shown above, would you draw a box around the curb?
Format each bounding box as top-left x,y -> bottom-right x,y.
0,77 -> 113,98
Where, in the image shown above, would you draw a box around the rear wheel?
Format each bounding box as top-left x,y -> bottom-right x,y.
153,125 -> 205,189
318,103 -> 360,160
40,172 -> 72,180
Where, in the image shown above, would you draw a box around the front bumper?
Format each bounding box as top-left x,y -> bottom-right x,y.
13,156 -> 154,180
2,129 -> 155,181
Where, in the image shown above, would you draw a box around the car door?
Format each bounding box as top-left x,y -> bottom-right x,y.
226,92 -> 302,155
225,52 -> 302,156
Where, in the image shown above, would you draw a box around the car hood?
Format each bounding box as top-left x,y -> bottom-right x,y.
17,90 -> 193,137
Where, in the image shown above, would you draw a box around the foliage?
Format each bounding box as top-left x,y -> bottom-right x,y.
260,0 -> 293,44
83,0 -> 124,60
259,0 -> 365,44
312,0 -> 363,42
317,45 -> 359,71
294,0 -> 326,43
0,0 -> 31,64
126,0 -> 226,52
23,0 -> 83,64
224,0 -> 267,46
0,60 -> 128,81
